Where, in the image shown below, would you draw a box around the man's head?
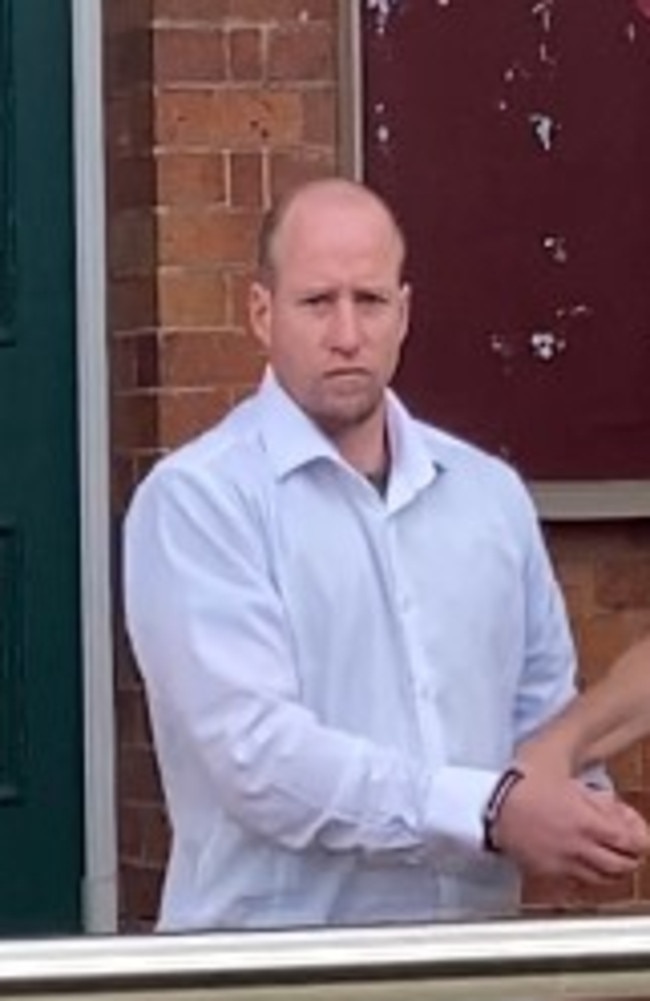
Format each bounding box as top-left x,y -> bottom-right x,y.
249,178 -> 411,464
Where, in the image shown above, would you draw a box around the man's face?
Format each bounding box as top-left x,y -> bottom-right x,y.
249,189 -> 410,442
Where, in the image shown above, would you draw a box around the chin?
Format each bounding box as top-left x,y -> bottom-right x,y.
311,397 -> 382,437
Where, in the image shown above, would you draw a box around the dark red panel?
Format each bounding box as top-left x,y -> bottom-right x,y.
363,0 -> 650,479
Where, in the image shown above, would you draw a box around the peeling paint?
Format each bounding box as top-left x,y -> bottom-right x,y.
542,234 -> 568,263
488,333 -> 517,381
489,333 -> 509,357
555,303 -> 594,324
530,330 -> 566,361
538,40 -> 557,67
366,0 -> 400,34
529,112 -> 556,151
503,61 -> 531,84
531,0 -> 555,35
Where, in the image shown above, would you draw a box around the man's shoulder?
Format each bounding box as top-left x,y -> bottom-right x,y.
416,418 -> 519,481
131,393 -> 269,506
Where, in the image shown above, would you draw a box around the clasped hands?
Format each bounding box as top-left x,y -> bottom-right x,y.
491,752 -> 650,887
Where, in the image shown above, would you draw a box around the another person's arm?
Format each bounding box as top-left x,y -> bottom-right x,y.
518,636 -> 650,775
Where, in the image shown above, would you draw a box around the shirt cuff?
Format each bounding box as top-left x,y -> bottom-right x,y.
423,765 -> 503,857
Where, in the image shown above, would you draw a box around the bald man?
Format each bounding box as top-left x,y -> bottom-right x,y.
124,178 -> 648,932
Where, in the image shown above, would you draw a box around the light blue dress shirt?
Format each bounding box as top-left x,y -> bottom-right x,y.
124,370 -> 577,930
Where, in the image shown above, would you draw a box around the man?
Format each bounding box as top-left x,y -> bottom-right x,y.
124,178 -> 648,931
519,635 -> 650,775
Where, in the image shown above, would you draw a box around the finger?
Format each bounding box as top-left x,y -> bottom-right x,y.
568,862 -> 627,887
573,841 -> 641,881
580,801 -> 648,855
617,804 -> 650,847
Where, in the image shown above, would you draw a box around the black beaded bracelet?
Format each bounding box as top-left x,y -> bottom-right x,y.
482,765 -> 526,853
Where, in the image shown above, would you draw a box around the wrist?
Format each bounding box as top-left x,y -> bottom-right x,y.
482,765 -> 526,853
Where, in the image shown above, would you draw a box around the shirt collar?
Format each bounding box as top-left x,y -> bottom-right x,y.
256,368 -> 445,504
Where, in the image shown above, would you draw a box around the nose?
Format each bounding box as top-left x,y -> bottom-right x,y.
327,296 -> 362,355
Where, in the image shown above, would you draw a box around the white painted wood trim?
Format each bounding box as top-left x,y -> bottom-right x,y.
71,0 -> 118,933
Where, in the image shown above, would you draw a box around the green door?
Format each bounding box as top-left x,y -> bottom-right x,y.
0,0 -> 83,934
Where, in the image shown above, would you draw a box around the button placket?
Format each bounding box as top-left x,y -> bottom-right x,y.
385,518 -> 445,766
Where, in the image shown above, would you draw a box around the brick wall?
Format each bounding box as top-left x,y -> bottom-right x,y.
104,0 -> 650,929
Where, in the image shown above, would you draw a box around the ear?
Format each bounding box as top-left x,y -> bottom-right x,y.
397,283 -> 411,345
249,281 -> 273,350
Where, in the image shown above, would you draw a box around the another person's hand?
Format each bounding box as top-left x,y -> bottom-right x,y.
492,773 -> 650,885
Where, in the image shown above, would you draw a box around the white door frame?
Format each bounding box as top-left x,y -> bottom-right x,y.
71,0 -> 118,933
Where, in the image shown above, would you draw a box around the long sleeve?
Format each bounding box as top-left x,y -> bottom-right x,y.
513,487 -> 578,742
124,464 -> 498,865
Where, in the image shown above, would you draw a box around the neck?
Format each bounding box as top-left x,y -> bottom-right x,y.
333,407 -> 389,479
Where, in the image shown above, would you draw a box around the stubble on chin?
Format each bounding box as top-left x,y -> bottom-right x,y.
307,384 -> 385,440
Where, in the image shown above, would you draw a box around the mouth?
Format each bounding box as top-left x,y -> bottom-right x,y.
324,368 -> 370,380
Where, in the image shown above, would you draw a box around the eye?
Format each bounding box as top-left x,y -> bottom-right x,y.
354,290 -> 390,308
299,292 -> 334,311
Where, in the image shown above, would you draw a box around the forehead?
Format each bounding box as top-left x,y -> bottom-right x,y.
272,191 -> 403,284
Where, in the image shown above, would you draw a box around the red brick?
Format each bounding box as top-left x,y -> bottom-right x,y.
111,454 -> 139,513
153,27 -> 225,83
269,147 -> 335,198
108,156 -> 156,212
595,560 -> 650,610
119,804 -> 170,867
109,277 -> 156,333
106,29 -> 153,92
158,388 -> 233,447
223,0 -> 334,19
154,90 -> 216,146
112,392 -> 159,451
141,806 -> 171,866
119,746 -> 164,804
610,745 -> 644,791
268,24 -> 334,81
119,863 -> 163,927
160,330 -> 264,386
230,151 -> 264,207
158,208 -> 257,266
213,89 -> 304,145
158,268 -> 227,326
228,28 -> 263,81
572,612 -> 640,684
153,0 -> 229,22
225,268 -> 256,327
157,152 -> 226,205
110,211 -> 157,275
106,92 -> 154,158
111,333 -> 159,392
117,687 -> 154,749
156,89 -> 304,146
104,0 -> 152,38
301,87 -> 337,144
111,336 -> 135,389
